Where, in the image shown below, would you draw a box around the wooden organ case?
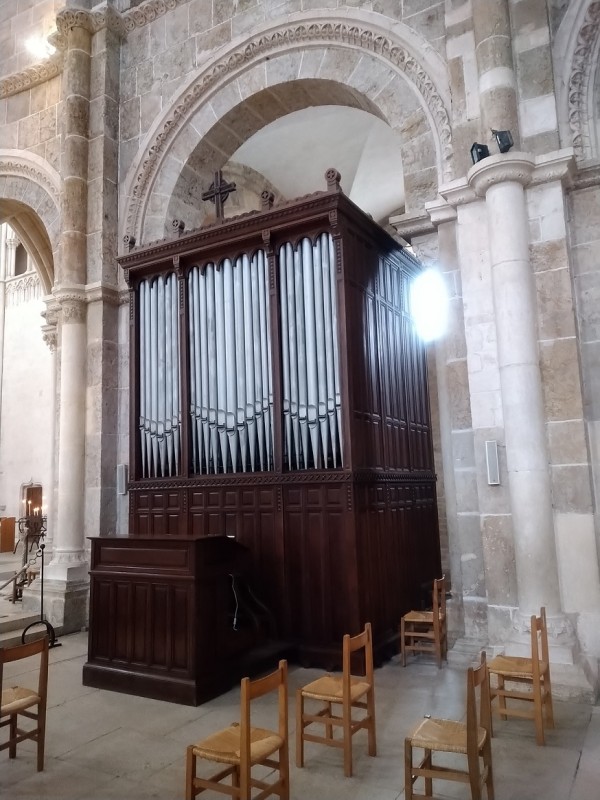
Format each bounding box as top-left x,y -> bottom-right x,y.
84,171 -> 441,704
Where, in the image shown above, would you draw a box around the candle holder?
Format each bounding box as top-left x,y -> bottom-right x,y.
21,542 -> 60,647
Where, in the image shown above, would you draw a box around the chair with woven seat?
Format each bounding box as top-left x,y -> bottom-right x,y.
185,659 -> 289,800
404,651 -> 494,800
487,606 -> 554,746
1,634 -> 49,771
296,622 -> 376,778
400,576 -> 447,668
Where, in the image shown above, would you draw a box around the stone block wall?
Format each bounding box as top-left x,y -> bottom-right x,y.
0,0 -> 64,79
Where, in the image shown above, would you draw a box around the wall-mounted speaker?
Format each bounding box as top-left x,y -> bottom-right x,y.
116,464 -> 128,495
485,441 -> 500,485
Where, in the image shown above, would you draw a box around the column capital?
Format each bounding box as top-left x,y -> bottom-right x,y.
468,152 -> 536,197
54,286 -> 86,324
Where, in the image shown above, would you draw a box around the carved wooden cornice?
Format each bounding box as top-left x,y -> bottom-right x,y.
0,52 -> 63,99
568,1 -> 600,161
126,17 -> 452,240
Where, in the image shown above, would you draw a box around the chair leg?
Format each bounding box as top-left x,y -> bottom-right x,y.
295,690 -> 304,768
496,676 -> 507,719
343,702 -> 353,778
279,741 -> 290,800
239,759 -> 250,800
483,738 -> 494,800
367,689 -> 377,757
37,704 -> 46,772
9,714 -> 17,758
435,634 -> 442,669
404,738 -> 414,800
543,674 -> 555,729
185,746 -> 196,800
325,701 -> 333,740
424,748 -> 433,797
401,618 -> 406,666
533,685 -> 545,746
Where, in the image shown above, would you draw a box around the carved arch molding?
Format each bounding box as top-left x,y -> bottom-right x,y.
568,0 -> 600,161
125,18 -> 453,241
0,151 -> 60,292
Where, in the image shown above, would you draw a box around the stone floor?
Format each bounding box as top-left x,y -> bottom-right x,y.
0,630 -> 599,799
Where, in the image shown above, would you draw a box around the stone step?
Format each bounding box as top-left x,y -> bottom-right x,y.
447,636 -> 488,668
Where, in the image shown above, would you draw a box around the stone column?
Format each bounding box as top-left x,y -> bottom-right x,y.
0,226 -> 8,434
472,0 -> 520,146
468,153 -> 560,623
43,14 -> 92,631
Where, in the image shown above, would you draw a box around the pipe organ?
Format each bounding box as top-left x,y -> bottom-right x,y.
85,171 -> 441,703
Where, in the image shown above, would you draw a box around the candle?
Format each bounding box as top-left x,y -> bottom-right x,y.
28,500 -> 32,513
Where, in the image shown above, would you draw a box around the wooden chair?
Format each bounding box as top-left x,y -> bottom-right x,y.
0,634 -> 49,771
487,607 -> 554,746
185,659 -> 289,800
404,652 -> 494,800
296,622 -> 376,778
401,576 -> 447,668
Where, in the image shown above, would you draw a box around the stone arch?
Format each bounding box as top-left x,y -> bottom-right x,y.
555,0 -> 600,162
123,12 -> 452,246
0,150 -> 60,293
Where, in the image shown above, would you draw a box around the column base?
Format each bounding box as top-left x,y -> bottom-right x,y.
489,608 -> 599,702
22,572 -> 89,633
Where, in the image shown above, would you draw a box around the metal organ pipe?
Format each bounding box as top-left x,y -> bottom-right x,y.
138,273 -> 181,478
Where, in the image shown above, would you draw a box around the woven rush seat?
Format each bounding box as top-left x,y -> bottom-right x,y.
403,610 -> 434,624
1,686 -> 41,715
409,717 -> 487,754
191,722 -> 284,765
299,675 -> 370,703
487,654 -> 544,679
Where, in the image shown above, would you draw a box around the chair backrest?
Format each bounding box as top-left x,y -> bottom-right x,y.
240,659 -> 288,759
465,651 -> 491,754
0,635 -> 49,706
530,607 -> 549,681
342,622 -> 374,692
432,576 -> 446,631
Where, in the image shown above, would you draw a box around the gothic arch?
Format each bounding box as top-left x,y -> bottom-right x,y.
555,0 -> 600,163
0,150 -> 60,293
122,12 -> 452,246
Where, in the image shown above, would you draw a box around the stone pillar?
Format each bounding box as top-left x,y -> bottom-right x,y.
468,153 -> 561,623
472,0 -> 520,147
43,15 -> 92,631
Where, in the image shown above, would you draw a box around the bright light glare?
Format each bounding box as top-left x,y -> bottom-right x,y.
25,36 -> 55,60
410,268 -> 449,342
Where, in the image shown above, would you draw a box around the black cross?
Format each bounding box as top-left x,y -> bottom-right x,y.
201,170 -> 237,221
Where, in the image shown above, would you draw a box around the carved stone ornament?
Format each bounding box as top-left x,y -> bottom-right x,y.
56,5 -> 127,40
126,16 -> 453,240
568,1 -> 600,161
123,0 -> 178,32
0,150 -> 61,207
0,52 -> 64,99
42,325 -> 58,353
58,295 -> 86,324
467,152 -> 536,197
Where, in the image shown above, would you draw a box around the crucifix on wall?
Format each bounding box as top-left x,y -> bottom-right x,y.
201,170 -> 237,221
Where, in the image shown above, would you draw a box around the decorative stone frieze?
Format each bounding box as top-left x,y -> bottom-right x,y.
126,16 -> 453,240
5,273 -> 41,306
0,53 -> 64,100
568,1 -> 600,161
55,5 -> 127,41
123,0 -> 178,32
85,282 -> 121,306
